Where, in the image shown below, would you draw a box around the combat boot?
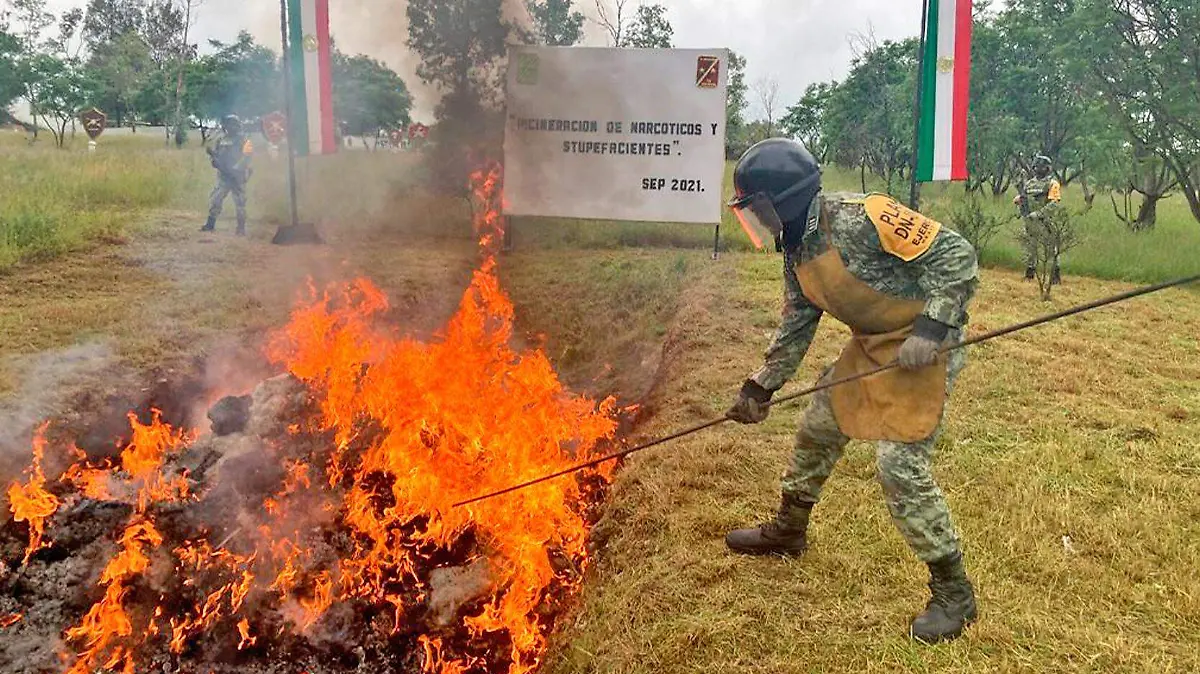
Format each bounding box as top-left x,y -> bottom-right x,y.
236,216 -> 246,236
725,495 -> 811,556
910,551 -> 978,644
201,215 -> 216,232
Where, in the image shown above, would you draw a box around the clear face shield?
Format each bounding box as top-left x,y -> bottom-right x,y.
728,192 -> 784,251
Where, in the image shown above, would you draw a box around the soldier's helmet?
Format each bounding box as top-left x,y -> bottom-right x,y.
727,138 -> 823,250
221,115 -> 243,133
1033,154 -> 1052,175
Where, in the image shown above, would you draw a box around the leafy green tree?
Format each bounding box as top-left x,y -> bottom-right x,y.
27,53 -> 94,146
724,50 -> 749,158
625,3 -> 672,48
406,0 -> 514,193
781,81 -> 835,163
526,0 -> 584,46
9,0 -> 54,138
822,38 -> 918,193
0,30 -> 23,111
332,50 -> 413,140
80,0 -> 146,52
187,32 -> 280,139
89,31 -> 153,128
992,1 -> 1089,183
1074,0 -> 1200,223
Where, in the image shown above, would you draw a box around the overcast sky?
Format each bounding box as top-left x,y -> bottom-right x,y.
36,0 -> 926,121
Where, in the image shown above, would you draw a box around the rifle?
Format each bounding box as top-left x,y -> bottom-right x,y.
207,142 -> 248,185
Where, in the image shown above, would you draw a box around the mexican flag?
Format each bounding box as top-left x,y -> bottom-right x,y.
287,0 -> 336,155
915,0 -> 972,182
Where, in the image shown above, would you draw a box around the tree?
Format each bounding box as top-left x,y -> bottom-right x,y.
163,0 -> 204,146
27,53 -> 94,146
1018,207 -> 1079,301
594,0 -> 671,48
821,37 -> 918,193
9,0 -> 54,139
625,3 -> 672,48
724,50 -> 749,158
332,50 -> 413,142
1100,140 -> 1178,231
0,31 -> 23,111
527,0 -> 584,46
993,1 -> 1090,185
407,0 -> 515,193
89,31 -> 153,128
781,81 -> 835,163
593,0 -> 631,47
1076,0 -> 1200,223
81,0 -> 146,52
752,75 -> 780,139
187,32 -> 279,139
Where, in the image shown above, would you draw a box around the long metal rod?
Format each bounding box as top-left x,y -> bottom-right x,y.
452,273 -> 1200,509
908,0 -> 931,210
279,0 -> 301,232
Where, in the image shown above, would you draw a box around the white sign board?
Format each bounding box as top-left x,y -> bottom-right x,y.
502,46 -> 729,224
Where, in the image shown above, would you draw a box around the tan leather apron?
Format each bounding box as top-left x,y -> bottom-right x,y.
793,209 -> 949,443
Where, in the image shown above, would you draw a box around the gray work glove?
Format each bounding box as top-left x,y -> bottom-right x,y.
726,380 -> 774,424
898,316 -> 953,371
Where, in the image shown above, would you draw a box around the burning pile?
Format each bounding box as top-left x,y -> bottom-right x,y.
1,165 -> 624,673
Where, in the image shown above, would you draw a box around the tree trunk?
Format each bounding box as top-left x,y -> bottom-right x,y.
172,1 -> 194,149
1163,155 -> 1200,224
1133,193 -> 1161,230
1080,178 -> 1095,211
860,159 -> 867,193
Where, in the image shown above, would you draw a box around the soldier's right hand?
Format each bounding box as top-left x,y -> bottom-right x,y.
726,380 -> 773,424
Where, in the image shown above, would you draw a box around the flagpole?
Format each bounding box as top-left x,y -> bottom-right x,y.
278,0 -> 301,234
908,0 -> 930,210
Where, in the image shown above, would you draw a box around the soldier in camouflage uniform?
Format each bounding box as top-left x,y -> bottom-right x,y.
1014,154 -> 1063,283
202,114 -> 253,235
724,138 -> 980,644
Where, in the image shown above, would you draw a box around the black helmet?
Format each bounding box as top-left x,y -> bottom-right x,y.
728,138 -> 822,250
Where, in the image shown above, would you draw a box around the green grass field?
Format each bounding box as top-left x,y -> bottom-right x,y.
2,132 -> 1199,673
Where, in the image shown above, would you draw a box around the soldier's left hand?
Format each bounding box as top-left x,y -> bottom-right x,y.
897,335 -> 941,371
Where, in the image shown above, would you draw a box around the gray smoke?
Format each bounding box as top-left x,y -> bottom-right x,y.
211,0 -> 538,120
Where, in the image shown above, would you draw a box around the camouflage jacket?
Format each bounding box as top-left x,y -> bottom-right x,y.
1020,175 -> 1061,217
209,132 -> 253,180
749,191 -> 980,393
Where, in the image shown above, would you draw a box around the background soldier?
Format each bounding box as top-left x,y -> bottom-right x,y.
1014,154 -> 1063,283
724,138 -> 981,644
202,114 -> 253,235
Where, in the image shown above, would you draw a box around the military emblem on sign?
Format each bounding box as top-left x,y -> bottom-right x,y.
79,107 -> 107,140
303,34 -> 319,52
516,52 -> 539,85
261,111 -> 287,145
696,56 -> 720,88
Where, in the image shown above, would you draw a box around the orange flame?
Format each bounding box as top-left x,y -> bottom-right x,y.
61,412 -> 195,674
262,161 -> 620,671
7,422 -> 61,564
7,162 -> 622,674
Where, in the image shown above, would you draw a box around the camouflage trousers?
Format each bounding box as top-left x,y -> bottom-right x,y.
1023,215 -> 1060,271
779,331 -> 967,563
208,175 -> 247,222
